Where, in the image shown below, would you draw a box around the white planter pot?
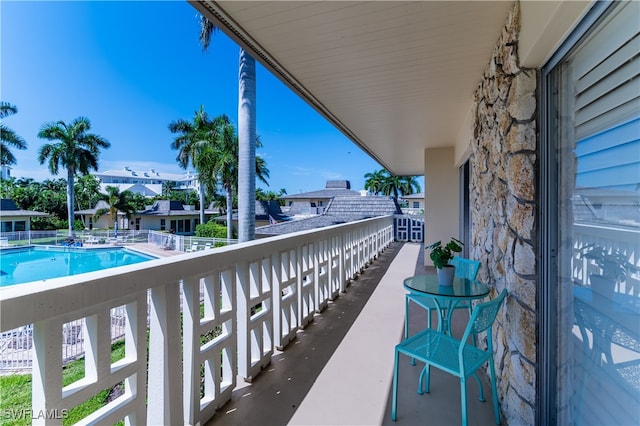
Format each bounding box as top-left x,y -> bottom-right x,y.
437,266 -> 455,286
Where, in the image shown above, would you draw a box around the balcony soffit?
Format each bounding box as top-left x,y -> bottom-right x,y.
192,1 -> 513,175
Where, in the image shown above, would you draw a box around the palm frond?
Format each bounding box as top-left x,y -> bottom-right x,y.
199,15 -> 217,51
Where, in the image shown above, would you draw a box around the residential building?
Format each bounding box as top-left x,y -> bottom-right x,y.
282,180 -> 360,215
216,200 -> 290,232
0,165 -> 11,180
0,199 -> 47,233
401,192 -> 425,215
94,167 -> 200,197
134,200 -> 211,234
75,200 -> 121,230
257,194 -> 402,237
1,2 -> 638,425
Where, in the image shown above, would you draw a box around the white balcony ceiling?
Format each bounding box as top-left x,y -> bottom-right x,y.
193,1 -> 513,175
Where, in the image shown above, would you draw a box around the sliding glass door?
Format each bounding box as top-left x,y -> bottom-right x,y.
543,1 -> 640,423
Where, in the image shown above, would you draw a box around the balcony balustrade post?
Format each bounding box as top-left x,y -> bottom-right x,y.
125,295 -> 147,425
32,319 -> 63,426
296,245 -> 304,328
182,276 -> 200,425
339,232 -> 346,293
272,251 -> 284,349
147,283 -> 183,425
236,260 -> 250,380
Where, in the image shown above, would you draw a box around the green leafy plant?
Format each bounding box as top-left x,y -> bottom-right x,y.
426,237 -> 463,269
578,244 -> 635,283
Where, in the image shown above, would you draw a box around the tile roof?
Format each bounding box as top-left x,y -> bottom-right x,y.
0,199 -> 48,217
215,200 -> 289,222
256,195 -> 401,236
283,188 -> 360,199
283,180 -> 359,199
138,200 -> 207,217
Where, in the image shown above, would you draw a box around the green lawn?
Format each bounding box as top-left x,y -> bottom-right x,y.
0,303 -> 221,424
0,340 -> 125,426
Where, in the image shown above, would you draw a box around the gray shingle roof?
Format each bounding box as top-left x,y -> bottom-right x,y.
325,180 -> 350,189
283,180 -> 358,200
0,199 -> 48,217
138,200 -> 203,217
283,188 -> 359,199
256,195 -> 401,236
216,200 -> 289,222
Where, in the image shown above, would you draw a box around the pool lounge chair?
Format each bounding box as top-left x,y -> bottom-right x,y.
85,236 -> 99,244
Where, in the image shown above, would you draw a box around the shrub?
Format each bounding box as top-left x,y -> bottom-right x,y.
195,221 -> 228,239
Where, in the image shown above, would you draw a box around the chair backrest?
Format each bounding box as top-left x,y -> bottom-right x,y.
464,289 -> 507,339
450,256 -> 481,280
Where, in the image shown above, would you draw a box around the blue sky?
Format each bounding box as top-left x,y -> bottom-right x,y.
1,1 -> 401,194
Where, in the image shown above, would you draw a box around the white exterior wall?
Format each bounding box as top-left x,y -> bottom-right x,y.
0,216 -> 31,232
424,147 -> 460,266
138,217 -> 168,231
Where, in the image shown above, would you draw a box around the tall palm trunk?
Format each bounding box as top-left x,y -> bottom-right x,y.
199,184 -> 206,226
66,168 -> 76,237
237,49 -> 256,242
225,184 -> 233,241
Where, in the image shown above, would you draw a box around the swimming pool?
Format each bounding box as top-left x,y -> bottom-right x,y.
0,246 -> 156,287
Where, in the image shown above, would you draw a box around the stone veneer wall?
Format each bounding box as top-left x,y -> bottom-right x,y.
469,2 -> 537,424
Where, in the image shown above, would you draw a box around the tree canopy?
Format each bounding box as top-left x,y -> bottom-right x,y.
364,169 -> 421,199
37,117 -> 110,237
0,101 -> 27,166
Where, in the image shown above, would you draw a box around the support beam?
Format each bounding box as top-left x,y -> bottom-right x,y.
424,147 -> 460,266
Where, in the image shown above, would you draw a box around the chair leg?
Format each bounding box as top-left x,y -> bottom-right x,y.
472,373 -> 485,402
405,296 -> 410,339
460,377 -> 468,426
488,357 -> 500,425
392,350 -> 400,421
405,296 -> 416,365
418,364 -> 430,395
468,306 -> 477,347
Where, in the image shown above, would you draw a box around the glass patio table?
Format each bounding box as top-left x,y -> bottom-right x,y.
404,274 -> 490,335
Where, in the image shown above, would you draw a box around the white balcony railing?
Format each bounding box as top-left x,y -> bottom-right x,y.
0,216 -> 394,425
572,222 -> 640,289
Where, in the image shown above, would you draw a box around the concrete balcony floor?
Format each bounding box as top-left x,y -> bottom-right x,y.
206,242 -> 499,426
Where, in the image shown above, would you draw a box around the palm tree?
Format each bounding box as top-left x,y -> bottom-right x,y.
364,169 -> 388,195
380,172 -> 421,200
0,102 -> 27,166
207,114 -> 236,240
381,174 -> 404,200
169,106 -> 217,225
75,174 -> 101,211
162,181 -> 176,199
200,16 -> 257,242
94,186 -> 138,231
37,117 -> 110,237
400,176 -> 421,196
203,115 -> 269,240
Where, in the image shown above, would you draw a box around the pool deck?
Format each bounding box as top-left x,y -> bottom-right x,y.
126,242 -> 182,258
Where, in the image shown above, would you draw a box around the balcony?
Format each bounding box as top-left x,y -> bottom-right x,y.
0,216 -> 497,425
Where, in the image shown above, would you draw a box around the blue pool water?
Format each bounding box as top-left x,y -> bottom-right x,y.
0,246 -> 156,287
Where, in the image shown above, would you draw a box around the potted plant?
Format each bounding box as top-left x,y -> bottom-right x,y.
578,244 -> 635,301
426,237 -> 463,286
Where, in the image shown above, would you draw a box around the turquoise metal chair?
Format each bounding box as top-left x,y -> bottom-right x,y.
393,289 -> 507,426
405,256 -> 481,339
450,256 -> 481,281
450,256 -> 482,320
